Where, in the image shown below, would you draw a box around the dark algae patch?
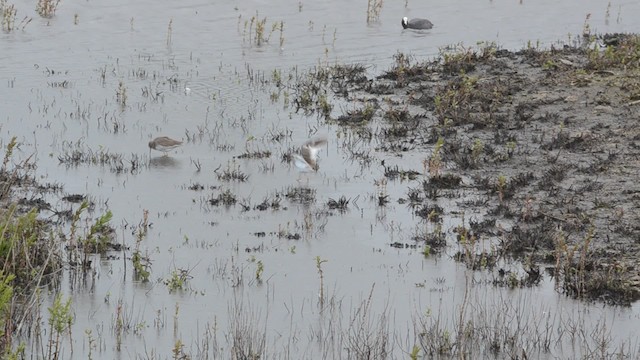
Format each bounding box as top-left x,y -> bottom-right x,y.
322,34 -> 640,305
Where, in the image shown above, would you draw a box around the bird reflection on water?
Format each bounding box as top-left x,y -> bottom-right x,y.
149,156 -> 180,169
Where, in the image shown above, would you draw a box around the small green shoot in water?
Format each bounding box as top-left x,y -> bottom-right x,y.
255,260 -> 264,282
422,245 -> 431,257
165,269 -> 189,292
47,294 -> 73,360
315,256 -> 328,306
410,345 -> 420,360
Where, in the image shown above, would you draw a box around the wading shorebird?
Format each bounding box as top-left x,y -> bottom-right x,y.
148,136 -> 183,156
401,16 -> 433,30
292,135 -> 328,175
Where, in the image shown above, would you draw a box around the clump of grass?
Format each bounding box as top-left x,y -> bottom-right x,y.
58,140 -> 141,174
1,0 -> 15,28
36,0 -> 60,18
249,257 -> 264,283
330,63 -> 368,96
379,52 -> 431,86
375,178 -> 389,206
366,0 -> 383,23
1,206 -> 60,284
208,189 -> 238,206
441,47 -> 478,74
228,298 -> 266,360
271,68 -> 283,87
415,204 -> 444,222
0,136 -> 19,199
381,122 -> 412,139
496,175 -> 507,204
84,330 -> 96,360
422,245 -> 431,257
433,73 -> 478,126
315,256 -> 327,306
242,12 -> 284,47
236,149 -> 272,160
493,263 -> 542,289
47,294 -> 73,359
413,223 -> 447,253
283,186 -> 316,203
291,65 -> 348,117
317,93 -> 333,118
114,301 -> 123,351
254,195 -> 281,211
582,13 -> 591,37
327,196 -> 350,212
425,137 -> 444,177
83,206 -> 114,253
191,158 -> 202,172
252,14 -> 267,46
335,103 -> 377,125
0,272 -> 15,349
422,174 -> 462,200
132,210 -> 151,282
553,227 -> 637,305
116,81 -> 127,107
586,34 -> 640,71
470,138 -> 484,166
131,251 -> 150,282
406,187 -> 423,206
452,223 -> 498,271
0,0 -> 30,32
66,200 -> 117,270
215,161 -> 249,182
278,20 -> 284,48
172,339 -> 186,360
382,164 -> 420,181
276,227 -> 300,240
164,268 -> 191,292
384,107 -> 410,123
346,285 -> 391,358
410,345 -> 420,360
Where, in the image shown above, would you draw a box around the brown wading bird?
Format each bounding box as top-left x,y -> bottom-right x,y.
148,136 -> 183,156
401,16 -> 434,30
292,135 -> 328,173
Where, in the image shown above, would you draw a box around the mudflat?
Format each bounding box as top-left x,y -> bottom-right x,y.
312,33 -> 640,305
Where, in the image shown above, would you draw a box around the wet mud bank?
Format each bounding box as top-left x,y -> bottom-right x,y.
311,34 -> 640,305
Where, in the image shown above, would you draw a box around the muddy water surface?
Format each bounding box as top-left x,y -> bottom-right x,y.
2,0 -> 640,358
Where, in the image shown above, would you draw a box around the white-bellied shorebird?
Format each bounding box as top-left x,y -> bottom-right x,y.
148,136 -> 183,156
292,135 -> 327,174
401,17 -> 433,30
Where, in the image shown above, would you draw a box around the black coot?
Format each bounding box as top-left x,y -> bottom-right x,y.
401,17 -> 433,30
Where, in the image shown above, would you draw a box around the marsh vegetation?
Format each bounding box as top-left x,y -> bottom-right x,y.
1,1 -> 639,359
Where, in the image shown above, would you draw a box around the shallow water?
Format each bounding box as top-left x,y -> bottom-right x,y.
2,0 -> 640,358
